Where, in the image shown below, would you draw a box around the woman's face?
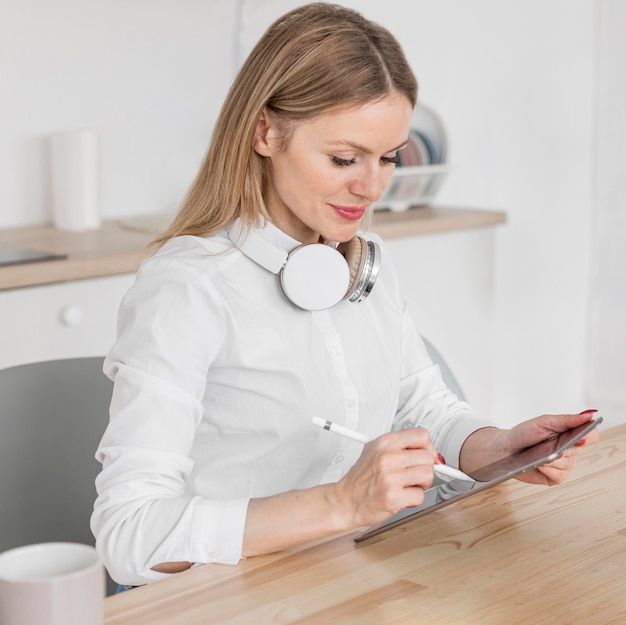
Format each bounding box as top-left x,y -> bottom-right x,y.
254,91 -> 413,244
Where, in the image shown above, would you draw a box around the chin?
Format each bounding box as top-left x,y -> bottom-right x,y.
322,223 -> 361,243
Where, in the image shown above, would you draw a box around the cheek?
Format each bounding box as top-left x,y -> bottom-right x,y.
291,160 -> 343,198
381,168 -> 395,190
277,151 -> 316,185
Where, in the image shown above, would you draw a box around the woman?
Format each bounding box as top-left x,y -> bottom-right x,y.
92,3 -> 598,586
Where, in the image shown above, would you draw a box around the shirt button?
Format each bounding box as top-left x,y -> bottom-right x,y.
334,455 -> 344,464
209,551 -> 218,560
346,398 -> 356,408
331,347 -> 340,357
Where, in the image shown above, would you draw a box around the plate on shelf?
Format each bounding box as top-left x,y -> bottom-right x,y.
373,164 -> 449,212
374,104 -> 449,212
411,104 -> 448,164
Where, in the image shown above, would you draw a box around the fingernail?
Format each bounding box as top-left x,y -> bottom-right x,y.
574,439 -> 586,447
579,409 -> 598,415
436,453 -> 446,465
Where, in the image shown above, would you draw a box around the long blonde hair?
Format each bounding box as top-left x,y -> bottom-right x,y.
150,2 -> 418,251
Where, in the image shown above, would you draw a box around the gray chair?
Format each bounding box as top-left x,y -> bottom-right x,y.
0,356 -> 115,594
422,336 -> 466,401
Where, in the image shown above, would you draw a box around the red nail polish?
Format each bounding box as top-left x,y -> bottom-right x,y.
436,453 -> 446,465
579,409 -> 598,415
574,439 -> 586,447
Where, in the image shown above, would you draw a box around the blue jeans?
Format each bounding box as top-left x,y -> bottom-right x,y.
115,584 -> 137,594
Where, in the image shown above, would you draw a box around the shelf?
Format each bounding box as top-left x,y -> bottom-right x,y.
0,221 -> 152,291
370,205 -> 506,239
0,206 -> 506,291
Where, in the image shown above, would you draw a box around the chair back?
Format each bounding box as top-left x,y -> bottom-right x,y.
0,357 -> 113,590
421,336 -> 466,401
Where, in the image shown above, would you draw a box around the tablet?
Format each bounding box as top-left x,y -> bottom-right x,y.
353,416 -> 602,543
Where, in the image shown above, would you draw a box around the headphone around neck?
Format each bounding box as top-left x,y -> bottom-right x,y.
227,220 -> 380,311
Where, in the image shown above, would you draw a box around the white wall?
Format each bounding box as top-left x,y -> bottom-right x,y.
2,0 -> 623,427
0,0 -> 240,228
586,0 -> 626,428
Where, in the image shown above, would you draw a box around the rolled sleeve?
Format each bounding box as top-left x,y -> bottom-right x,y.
393,306 -> 495,467
91,251 -> 247,585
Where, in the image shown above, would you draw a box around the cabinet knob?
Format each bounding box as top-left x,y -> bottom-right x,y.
59,305 -> 84,326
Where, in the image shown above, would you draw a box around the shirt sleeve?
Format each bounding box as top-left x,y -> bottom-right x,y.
392,303 -> 496,468
90,254 -> 248,586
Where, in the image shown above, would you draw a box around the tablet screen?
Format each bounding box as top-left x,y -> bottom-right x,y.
353,417 -> 602,543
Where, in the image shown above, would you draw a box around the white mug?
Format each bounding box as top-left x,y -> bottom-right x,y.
0,542 -> 104,625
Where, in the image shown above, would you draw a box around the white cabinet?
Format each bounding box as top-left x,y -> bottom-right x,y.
0,274 -> 135,370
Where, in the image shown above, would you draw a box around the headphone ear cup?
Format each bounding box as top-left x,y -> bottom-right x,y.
337,237 -> 366,300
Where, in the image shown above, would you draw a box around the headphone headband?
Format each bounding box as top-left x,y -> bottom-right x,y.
227,219 -> 379,310
227,219 -> 286,274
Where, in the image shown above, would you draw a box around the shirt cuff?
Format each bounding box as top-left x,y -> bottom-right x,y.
436,417 -> 497,469
190,497 -> 250,565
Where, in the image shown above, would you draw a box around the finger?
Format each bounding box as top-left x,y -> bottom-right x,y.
540,412 -> 596,434
575,427 -> 600,446
360,458 -> 434,512
536,462 -> 573,485
519,463 -> 570,486
367,448 -> 437,498
374,447 -> 437,475
545,452 -> 578,472
547,411 -> 600,433
537,447 -> 581,483
396,427 -> 443,464
401,464 -> 436,490
378,427 -> 434,454
379,483 -> 428,512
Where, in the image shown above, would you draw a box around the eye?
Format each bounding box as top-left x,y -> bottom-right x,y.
331,156 -> 357,167
380,153 -> 400,166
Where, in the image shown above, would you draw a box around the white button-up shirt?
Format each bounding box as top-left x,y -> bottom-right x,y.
91,222 -> 493,585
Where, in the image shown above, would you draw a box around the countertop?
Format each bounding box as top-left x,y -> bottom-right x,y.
0,206 -> 506,291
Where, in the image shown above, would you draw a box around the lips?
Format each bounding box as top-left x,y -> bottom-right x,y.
331,205 -> 367,221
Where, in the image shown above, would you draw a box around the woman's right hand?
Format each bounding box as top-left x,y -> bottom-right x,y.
333,427 -> 438,528
241,427 -> 438,558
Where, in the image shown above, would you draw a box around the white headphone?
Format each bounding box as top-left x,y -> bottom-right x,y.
227,220 -> 380,311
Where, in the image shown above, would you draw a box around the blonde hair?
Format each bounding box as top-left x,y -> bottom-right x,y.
150,2 -> 418,251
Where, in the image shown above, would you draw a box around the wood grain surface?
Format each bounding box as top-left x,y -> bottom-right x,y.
104,424 -> 626,625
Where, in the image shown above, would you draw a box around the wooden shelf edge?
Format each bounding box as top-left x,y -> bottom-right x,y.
0,206 -> 506,291
371,206 -> 506,239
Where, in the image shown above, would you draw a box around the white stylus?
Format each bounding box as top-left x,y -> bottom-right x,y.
311,416 -> 474,483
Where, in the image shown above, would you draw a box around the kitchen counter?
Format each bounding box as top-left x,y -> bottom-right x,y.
0,206 -> 506,291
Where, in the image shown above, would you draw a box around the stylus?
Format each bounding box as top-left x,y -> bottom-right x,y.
311,416 -> 474,483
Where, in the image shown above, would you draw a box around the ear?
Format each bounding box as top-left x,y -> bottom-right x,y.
253,108 -> 278,157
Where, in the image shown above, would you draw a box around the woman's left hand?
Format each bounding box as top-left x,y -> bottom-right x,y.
460,411 -> 600,486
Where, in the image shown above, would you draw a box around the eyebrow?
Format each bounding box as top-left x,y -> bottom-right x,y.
326,139 -> 408,154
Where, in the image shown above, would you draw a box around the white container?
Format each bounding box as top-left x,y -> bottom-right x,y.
49,129 -> 101,231
0,542 -> 104,625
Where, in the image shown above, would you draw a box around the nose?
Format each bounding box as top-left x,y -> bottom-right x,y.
349,166 -> 390,203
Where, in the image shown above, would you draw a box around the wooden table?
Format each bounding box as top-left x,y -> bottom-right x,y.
104,424 -> 625,625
